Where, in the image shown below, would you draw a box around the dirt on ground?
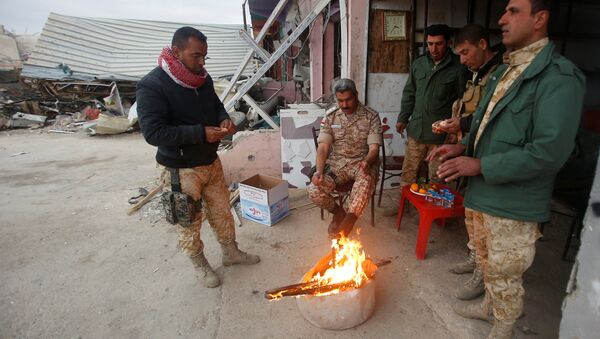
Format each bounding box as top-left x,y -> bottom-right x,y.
0,130 -> 574,338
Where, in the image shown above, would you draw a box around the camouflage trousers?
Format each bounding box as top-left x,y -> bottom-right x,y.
466,208 -> 541,323
307,164 -> 377,216
161,158 -> 235,257
400,137 -> 441,187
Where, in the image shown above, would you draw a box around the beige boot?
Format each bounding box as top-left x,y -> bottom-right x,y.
190,252 -> 220,288
486,320 -> 514,339
455,266 -> 485,300
453,293 -> 493,323
449,250 -> 476,274
221,242 -> 260,266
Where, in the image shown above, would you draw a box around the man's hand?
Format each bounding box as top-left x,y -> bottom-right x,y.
426,143 -> 466,163
311,172 -> 324,186
220,119 -> 236,135
436,156 -> 481,182
432,117 -> 460,134
205,126 -> 228,143
396,122 -> 407,137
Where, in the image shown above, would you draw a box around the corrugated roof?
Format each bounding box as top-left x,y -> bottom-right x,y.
22,13 -> 256,81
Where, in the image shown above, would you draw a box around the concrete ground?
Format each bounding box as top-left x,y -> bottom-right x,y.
0,131 -> 574,338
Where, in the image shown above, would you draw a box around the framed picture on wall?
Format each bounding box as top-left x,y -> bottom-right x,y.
382,11 -> 407,41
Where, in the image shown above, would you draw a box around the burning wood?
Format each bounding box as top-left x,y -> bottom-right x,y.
265,281 -> 354,300
265,236 -> 377,300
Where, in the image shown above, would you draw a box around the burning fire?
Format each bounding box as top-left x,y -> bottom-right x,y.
264,235 -> 376,301
309,236 -> 369,295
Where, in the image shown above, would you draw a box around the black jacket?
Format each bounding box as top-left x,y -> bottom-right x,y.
136,67 -> 229,168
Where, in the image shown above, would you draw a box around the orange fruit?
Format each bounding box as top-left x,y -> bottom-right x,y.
418,188 -> 427,194
410,183 -> 419,191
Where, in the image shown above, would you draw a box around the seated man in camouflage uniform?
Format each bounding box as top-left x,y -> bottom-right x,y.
308,78 -> 382,238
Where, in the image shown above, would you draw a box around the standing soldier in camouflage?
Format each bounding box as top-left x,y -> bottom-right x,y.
432,24 -> 505,302
428,1 -> 585,337
396,24 -> 468,188
308,78 -> 382,238
136,27 -> 259,289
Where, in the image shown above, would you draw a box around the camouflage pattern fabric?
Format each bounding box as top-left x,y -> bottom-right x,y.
309,103 -> 381,216
161,158 -> 235,257
475,38 -> 548,146
466,208 -> 541,323
464,208 -> 476,252
399,137 -> 441,187
308,164 -> 377,216
317,103 -> 382,174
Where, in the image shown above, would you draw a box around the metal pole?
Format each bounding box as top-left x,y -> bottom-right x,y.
242,0 -> 248,32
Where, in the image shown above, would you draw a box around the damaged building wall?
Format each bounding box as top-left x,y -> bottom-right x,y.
0,26 -> 22,82
559,156 -> 600,338
22,13 -> 255,81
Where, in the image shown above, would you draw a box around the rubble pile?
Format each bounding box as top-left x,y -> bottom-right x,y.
0,79 -> 137,134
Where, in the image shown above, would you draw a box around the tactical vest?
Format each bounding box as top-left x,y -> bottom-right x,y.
456,68 -> 495,118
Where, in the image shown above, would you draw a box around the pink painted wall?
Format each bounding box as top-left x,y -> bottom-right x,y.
323,21 -> 335,96
309,13 -> 324,101
348,0 -> 369,102
261,80 -> 298,104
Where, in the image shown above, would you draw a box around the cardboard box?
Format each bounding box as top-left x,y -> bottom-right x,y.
239,174 -> 289,226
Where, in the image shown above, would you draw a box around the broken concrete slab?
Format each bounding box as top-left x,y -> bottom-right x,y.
8,112 -> 47,128
220,130 -> 281,185
91,113 -> 131,135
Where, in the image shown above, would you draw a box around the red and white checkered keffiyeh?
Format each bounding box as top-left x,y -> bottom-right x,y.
158,47 -> 207,89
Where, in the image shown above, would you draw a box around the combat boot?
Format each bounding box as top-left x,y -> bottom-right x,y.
221,242 -> 260,266
327,204 -> 346,236
449,250 -> 476,274
453,293 -> 493,323
190,252 -> 220,288
486,320 -> 515,339
455,266 -> 485,300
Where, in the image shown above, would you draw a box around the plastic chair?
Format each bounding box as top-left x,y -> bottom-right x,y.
311,127 -> 375,226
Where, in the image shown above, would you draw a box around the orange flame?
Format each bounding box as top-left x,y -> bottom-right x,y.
309,236 -> 369,295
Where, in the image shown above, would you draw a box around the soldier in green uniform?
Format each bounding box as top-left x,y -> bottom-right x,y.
432,24 -> 505,302
429,1 -> 585,337
396,24 -> 468,188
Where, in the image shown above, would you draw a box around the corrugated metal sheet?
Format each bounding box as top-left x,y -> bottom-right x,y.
22,13 -> 256,81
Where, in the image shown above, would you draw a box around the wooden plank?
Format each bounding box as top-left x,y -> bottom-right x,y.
368,9 -> 411,73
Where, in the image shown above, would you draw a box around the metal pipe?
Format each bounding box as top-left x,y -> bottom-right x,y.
242,0 -> 248,32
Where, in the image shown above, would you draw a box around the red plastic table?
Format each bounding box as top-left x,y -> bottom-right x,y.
396,185 -> 465,260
